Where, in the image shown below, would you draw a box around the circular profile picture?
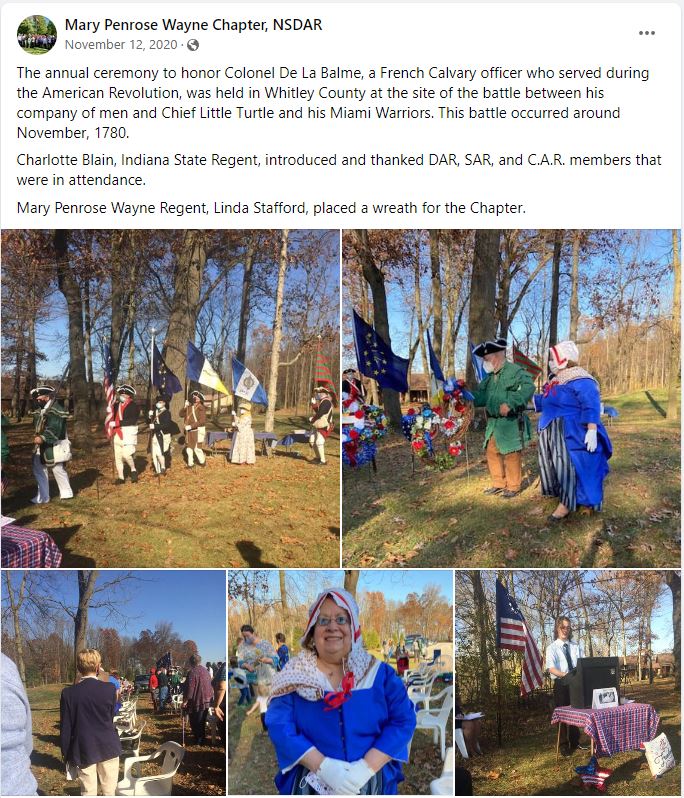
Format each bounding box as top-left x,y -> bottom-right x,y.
17,15 -> 57,54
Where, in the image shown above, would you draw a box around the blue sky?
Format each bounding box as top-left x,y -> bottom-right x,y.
13,229 -> 339,379
3,570 -> 226,662
265,569 -> 453,603
344,229 -> 676,369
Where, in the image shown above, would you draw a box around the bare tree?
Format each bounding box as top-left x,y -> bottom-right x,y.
667,229 -> 680,420
264,230 -> 289,432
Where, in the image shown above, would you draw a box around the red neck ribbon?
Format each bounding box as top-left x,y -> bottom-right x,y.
323,671 -> 355,710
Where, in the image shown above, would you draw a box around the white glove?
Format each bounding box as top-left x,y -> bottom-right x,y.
184,400 -> 190,407
317,757 -> 353,795
584,428 -> 598,452
231,410 -> 236,416
185,425 -> 192,432
148,410 -> 154,418
337,759 -> 376,794
149,424 -> 155,430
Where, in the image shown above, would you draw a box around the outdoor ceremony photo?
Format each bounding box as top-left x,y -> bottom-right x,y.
1,229 -> 340,569
1,568 -> 227,796
454,569 -> 680,796
341,229 -> 680,569
227,568 -> 454,795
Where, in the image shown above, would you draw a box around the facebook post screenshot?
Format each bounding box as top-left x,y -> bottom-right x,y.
1,2 -> 682,798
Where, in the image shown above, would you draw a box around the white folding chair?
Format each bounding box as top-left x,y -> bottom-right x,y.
430,746 -> 455,794
119,721 -> 147,758
115,741 -> 185,796
414,685 -> 453,760
407,671 -> 439,710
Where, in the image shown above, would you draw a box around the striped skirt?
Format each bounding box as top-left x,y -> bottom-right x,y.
538,418 -> 601,511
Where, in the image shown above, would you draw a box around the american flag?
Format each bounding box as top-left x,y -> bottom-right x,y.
495,578 -> 543,696
103,345 -> 115,439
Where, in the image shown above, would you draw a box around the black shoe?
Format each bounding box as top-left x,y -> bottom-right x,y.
316,461 -> 328,466
114,478 -> 125,485
576,743 -> 589,751
130,471 -> 138,483
483,487 -> 503,495
548,513 -> 569,523
501,489 -> 521,498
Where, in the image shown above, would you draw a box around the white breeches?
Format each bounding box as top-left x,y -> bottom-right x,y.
113,437 -> 137,479
186,445 -> 206,466
32,453 -> 73,502
151,434 -> 171,473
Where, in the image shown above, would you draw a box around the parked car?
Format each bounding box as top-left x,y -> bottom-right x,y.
134,673 -> 150,692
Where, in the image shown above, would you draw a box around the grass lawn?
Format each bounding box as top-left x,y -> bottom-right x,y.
3,409 -> 340,568
228,653 -> 453,796
467,678 -> 680,796
342,389 -> 680,568
28,683 -> 225,795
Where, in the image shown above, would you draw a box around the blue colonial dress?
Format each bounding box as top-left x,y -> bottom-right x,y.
266,659 -> 416,794
533,374 -> 612,509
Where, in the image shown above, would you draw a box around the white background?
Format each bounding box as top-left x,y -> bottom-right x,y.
1,3 -> 681,228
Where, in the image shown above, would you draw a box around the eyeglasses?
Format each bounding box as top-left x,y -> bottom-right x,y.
316,615 -> 350,627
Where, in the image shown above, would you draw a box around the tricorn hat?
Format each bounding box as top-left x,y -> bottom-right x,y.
315,385 -> 332,395
155,395 -> 169,405
30,386 -> 55,398
116,384 -> 136,397
190,390 -> 205,402
473,337 -> 507,358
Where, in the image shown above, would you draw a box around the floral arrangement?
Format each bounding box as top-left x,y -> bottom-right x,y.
401,377 -> 474,467
341,392 -> 388,468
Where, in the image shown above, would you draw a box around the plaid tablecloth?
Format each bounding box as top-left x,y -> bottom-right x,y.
551,703 -> 659,757
1,524 -> 62,568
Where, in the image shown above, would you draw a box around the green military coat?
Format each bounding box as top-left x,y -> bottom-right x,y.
33,400 -> 68,465
471,361 -> 535,454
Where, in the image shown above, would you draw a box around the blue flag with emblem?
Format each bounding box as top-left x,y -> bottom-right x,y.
352,310 -> 409,393
152,344 -> 182,395
232,356 -> 268,406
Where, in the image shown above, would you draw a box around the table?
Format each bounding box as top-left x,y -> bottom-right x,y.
551,702 -> 659,759
205,429 -> 279,458
277,431 -> 311,451
1,524 -> 62,567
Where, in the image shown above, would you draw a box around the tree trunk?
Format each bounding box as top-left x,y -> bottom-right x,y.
549,231 -> 562,347
666,230 -> 681,419
573,572 -> 593,657
470,571 -> 491,699
353,230 -> 402,426
5,571 -> 28,684
664,571 -> 680,690
162,232 -> 207,422
237,236 -> 257,363
264,231 -> 289,433
109,231 -> 127,382
74,571 -> 99,671
414,249 -> 430,379
83,279 -> 96,407
54,230 -> 92,448
429,230 -> 443,362
466,230 -> 500,385
343,570 -> 360,599
12,333 -> 25,419
569,232 -> 581,340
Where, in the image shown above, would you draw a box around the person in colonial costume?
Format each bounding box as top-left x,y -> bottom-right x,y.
180,390 -> 207,468
148,395 -> 175,475
309,386 -> 334,466
231,401 -> 256,465
470,338 -> 535,497
109,385 -> 140,484
266,588 -> 415,795
533,340 -> 612,521
342,369 -> 366,402
30,386 -> 73,503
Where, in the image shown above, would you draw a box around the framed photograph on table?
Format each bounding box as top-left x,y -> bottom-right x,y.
592,687 -> 619,709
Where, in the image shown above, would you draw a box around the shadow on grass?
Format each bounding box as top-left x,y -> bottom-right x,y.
643,391 -> 667,418
235,540 -> 278,568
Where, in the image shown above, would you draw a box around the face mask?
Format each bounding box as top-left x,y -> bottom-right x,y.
156,402 -> 164,410
482,361 -> 495,374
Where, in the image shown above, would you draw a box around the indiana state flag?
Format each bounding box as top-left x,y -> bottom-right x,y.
186,341 -> 231,395
353,309 -> 409,393
152,344 -> 182,395
232,356 -> 268,406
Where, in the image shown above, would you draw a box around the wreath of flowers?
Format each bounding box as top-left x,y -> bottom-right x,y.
401,378 -> 474,467
341,394 -> 388,468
